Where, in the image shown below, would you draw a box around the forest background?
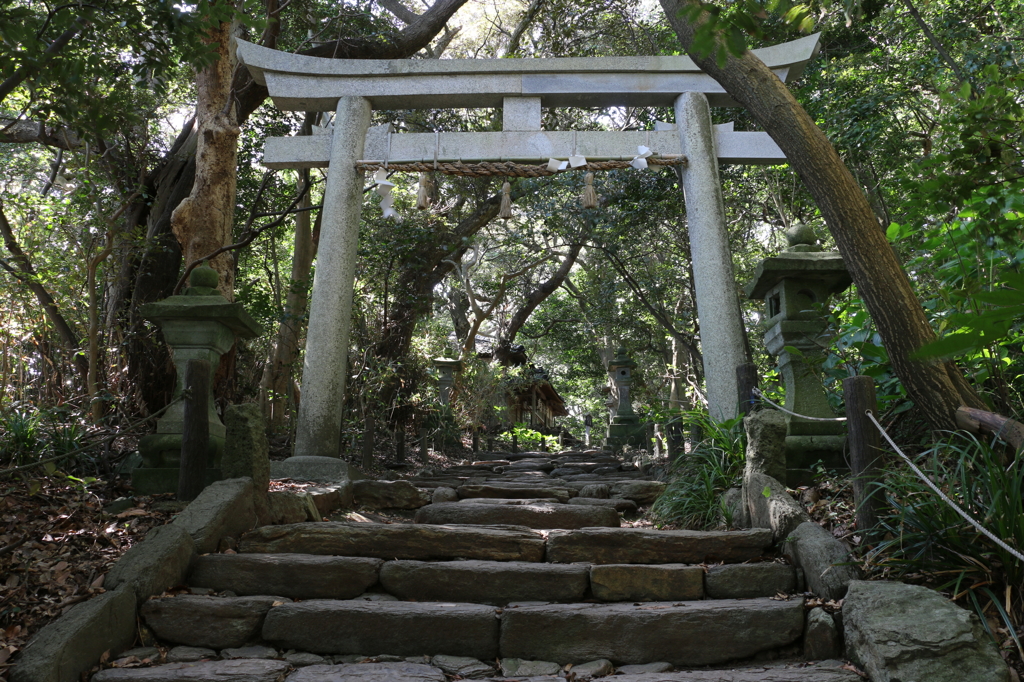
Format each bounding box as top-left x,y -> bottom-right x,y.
1,0 -> 1023,669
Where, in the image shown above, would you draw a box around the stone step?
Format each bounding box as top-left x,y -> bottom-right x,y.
138,593 -> 804,667
456,496 -> 638,513
256,598 -> 804,667
378,559 -> 589,604
546,527 -> 773,564
90,657 -> 861,682
238,522 -> 545,561
189,554 -> 382,599
188,553 -> 796,604
499,598 -> 805,667
262,600 -> 500,660
238,523 -> 774,566
413,502 -> 621,529
457,484 -> 572,502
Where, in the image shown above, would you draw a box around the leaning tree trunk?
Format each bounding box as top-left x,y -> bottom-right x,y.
170,16 -> 240,299
261,169 -> 318,429
659,0 -> 986,430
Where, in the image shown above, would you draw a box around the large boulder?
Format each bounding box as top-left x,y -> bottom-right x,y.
842,581 -> 1011,682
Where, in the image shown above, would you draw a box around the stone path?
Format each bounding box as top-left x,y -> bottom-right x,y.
93,448 -> 861,681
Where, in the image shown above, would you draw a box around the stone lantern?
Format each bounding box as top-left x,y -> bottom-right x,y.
134,266 -> 263,494
433,356 -> 463,406
744,223 -> 852,484
603,347 -> 646,450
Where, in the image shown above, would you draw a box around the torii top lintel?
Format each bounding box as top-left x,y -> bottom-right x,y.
236,34 -> 821,111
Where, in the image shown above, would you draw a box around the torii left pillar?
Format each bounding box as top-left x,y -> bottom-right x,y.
293,96 -> 371,458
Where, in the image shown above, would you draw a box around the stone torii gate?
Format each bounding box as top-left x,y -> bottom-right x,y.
237,35 -> 821,459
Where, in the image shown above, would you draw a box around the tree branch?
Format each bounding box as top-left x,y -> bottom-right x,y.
0,198 -> 87,380
0,14 -> 91,105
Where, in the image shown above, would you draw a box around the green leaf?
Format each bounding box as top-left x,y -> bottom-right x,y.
886,222 -> 901,240
762,485 -> 772,498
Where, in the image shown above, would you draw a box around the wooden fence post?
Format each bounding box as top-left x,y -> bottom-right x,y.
844,375 -> 883,536
395,424 -> 405,463
418,427 -> 429,463
361,413 -> 375,470
511,432 -> 518,454
178,358 -> 210,501
472,428 -> 479,454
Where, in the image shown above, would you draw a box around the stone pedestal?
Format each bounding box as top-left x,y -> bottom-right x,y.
603,348 -> 646,450
745,224 -> 852,484
134,267 -> 263,494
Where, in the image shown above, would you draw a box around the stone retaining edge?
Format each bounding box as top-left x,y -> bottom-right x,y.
11,477 -> 259,682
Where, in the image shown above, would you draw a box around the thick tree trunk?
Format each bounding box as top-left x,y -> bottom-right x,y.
659,0 -> 986,429
170,17 -> 240,299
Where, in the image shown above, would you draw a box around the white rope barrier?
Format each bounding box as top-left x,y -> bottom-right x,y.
865,410 -> 1024,564
752,388 -> 847,422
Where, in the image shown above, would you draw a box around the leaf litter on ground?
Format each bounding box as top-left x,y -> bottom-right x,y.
0,473 -> 177,678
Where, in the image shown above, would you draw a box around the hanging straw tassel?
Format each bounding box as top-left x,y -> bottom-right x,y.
499,180 -> 513,219
581,172 -> 598,209
416,172 -> 434,211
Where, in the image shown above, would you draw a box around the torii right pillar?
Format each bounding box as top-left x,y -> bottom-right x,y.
675,91 -> 749,422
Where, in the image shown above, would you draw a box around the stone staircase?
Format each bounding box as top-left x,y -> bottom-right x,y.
91,449 -> 861,682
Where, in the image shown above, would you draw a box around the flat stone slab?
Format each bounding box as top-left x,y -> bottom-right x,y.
190,554 -> 382,599
414,502 -> 619,529
239,522 -> 546,562
379,560 -> 589,604
431,655 -> 495,678
270,456 -> 355,483
262,600 -> 499,660
457,497 -> 564,505
499,659 -> 562,676
91,659 -> 291,682
499,598 -> 805,666
353,480 -> 431,509
546,528 -> 772,564
590,564 -> 703,602
601,661 -> 864,681
140,596 -> 281,649
609,481 -> 667,505
567,497 -> 638,513
287,663 -> 445,682
457,484 -> 571,502
704,563 -> 797,599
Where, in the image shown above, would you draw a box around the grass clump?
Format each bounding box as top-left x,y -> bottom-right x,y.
867,432 -> 1023,658
650,412 -> 745,530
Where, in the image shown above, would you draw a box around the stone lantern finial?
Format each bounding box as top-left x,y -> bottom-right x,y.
783,221 -> 822,253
